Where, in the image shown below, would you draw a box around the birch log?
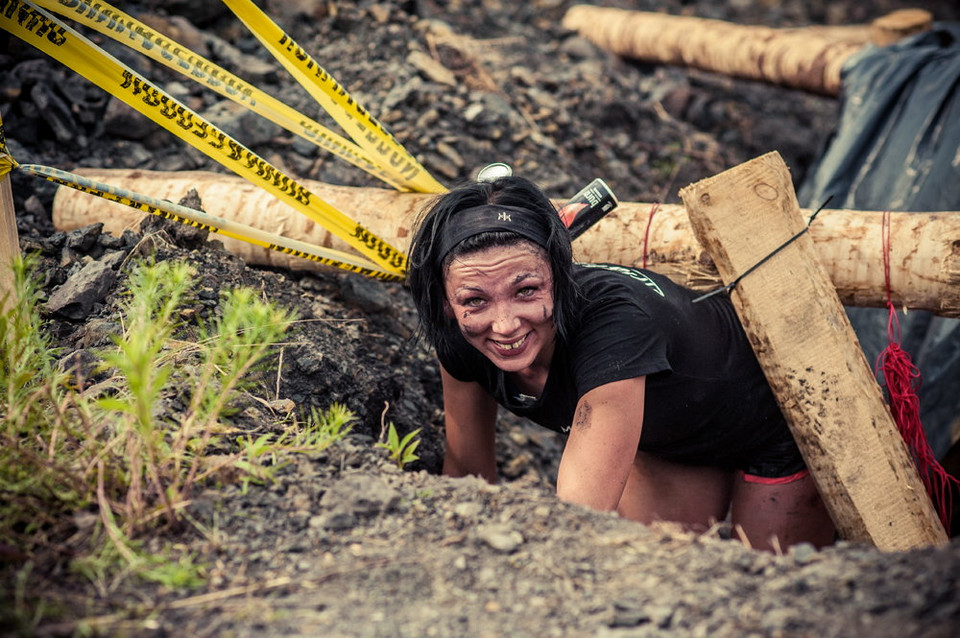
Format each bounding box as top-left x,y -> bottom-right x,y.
561,6 -> 933,96
51,168 -> 960,317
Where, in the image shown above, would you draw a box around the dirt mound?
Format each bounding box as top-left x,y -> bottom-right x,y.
2,0 -> 959,635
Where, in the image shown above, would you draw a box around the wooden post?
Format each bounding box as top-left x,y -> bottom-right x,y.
0,151 -> 19,314
680,152 -> 947,551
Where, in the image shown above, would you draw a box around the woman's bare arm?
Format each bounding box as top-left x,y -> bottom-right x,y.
440,364 -> 499,483
556,376 -> 646,511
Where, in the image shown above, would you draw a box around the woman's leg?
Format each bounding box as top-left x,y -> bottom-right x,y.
730,471 -> 835,552
617,451 -> 734,532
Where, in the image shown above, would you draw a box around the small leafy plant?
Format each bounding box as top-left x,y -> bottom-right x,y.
378,422 -> 422,469
376,404 -> 421,469
290,402 -> 357,450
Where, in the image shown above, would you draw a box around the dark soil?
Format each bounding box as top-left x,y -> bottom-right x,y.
2,0 -> 960,636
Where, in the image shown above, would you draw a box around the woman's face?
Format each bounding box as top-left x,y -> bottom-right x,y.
444,242 -> 556,373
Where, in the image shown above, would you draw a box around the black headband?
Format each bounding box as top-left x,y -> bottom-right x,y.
437,204 -> 550,262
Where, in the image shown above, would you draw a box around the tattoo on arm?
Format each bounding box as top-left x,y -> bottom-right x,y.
572,401 -> 592,433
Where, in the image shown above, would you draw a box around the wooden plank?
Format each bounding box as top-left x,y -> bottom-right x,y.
679,151 -> 947,551
0,153 -> 19,314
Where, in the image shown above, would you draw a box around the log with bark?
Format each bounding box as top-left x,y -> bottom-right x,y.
51,168 -> 960,317
560,6 -> 934,96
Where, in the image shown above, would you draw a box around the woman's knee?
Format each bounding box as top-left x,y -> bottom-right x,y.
731,472 -> 835,551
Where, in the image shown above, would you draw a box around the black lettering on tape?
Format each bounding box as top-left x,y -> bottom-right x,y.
189,119 -> 209,141
3,0 -> 68,45
225,140 -> 244,161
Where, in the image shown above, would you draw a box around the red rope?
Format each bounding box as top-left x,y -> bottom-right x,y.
875,211 -> 958,532
641,202 -> 660,269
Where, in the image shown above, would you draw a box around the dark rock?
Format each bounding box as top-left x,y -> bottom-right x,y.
80,318 -> 123,348
319,474 -> 401,516
57,348 -> 102,387
44,260 -> 117,320
558,36 -> 599,60
142,188 -> 212,250
203,37 -> 277,84
22,194 -> 45,220
37,231 -> 66,255
202,99 -> 282,147
30,83 -> 80,145
65,224 -> 103,253
120,230 -> 140,248
13,58 -> 51,84
105,141 -> 154,168
101,97 -> 156,141
338,274 -> 393,313
0,72 -> 21,102
99,233 -> 125,250
99,249 -> 128,270
311,510 -> 357,531
293,344 -> 324,375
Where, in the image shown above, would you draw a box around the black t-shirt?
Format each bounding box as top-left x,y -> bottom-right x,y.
437,263 -> 792,470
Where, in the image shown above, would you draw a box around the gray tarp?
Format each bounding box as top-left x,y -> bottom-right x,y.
798,24 -> 960,457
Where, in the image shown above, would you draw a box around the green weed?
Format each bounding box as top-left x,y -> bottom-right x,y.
0,257 -> 312,599
377,403 -> 421,469
290,402 -> 356,449
0,254 -> 376,634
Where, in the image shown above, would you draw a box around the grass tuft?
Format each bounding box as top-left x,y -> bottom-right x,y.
0,256 -> 360,627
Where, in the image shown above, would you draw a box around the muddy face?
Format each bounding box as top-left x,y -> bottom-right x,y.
443,243 -> 556,374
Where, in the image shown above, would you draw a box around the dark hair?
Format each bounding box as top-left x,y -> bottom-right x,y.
407,176 -> 580,351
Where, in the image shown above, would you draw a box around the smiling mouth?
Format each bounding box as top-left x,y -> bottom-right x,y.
493,334 -> 528,350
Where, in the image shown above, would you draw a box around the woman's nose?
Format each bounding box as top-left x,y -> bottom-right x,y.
491,304 -> 521,335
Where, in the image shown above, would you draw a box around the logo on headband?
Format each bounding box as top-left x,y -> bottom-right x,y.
497,211 -> 512,222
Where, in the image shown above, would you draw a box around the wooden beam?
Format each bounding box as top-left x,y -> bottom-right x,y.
680,152 -> 947,551
51,169 -> 960,317
0,152 -> 19,314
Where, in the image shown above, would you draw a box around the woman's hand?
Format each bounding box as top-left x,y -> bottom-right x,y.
440,364 -> 499,483
556,376 -> 646,512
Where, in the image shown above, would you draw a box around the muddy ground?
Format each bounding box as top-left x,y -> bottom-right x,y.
2,0 -> 960,636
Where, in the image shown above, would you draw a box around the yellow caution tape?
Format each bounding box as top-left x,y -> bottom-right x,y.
221,0 -> 447,194
19,163 -> 403,281
31,0 -> 408,191
0,0 -> 408,275
0,111 -> 16,178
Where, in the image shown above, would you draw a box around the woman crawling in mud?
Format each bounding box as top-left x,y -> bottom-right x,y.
407,174 -> 835,552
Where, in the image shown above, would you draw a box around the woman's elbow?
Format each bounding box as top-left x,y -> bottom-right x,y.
556,480 -> 619,512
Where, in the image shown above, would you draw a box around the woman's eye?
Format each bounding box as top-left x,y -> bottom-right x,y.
517,286 -> 537,297
463,297 -> 484,307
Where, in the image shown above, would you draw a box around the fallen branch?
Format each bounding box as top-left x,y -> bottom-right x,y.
561,6 -> 933,95
52,169 -> 960,317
